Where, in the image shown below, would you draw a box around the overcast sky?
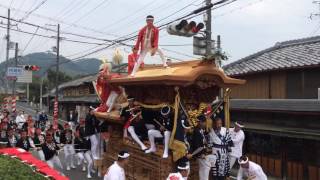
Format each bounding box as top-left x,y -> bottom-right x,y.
0,0 -> 317,66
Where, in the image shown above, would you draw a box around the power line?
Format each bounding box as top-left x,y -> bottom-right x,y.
155,0 -> 201,24
21,26 -> 39,54
19,0 -> 49,22
67,0 -> 111,25
0,3 -> 119,38
9,0 -> 14,8
12,0 -> 26,18
68,0 -> 232,61
105,0 -> 181,34
162,48 -> 196,59
0,25 -> 106,45
0,15 -> 115,43
53,0 -> 79,18
56,0 -> 91,21
98,0 -> 159,31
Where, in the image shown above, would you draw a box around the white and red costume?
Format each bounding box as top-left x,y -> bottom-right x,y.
130,22 -> 167,76
128,53 -> 143,75
95,63 -> 122,113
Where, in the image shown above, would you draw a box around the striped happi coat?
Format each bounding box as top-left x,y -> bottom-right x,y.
209,127 -> 233,177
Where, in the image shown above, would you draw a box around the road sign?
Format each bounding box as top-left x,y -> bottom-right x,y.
17,70 -> 32,83
6,67 -> 23,77
6,76 -> 17,81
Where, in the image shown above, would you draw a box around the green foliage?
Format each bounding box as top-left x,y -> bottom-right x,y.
0,155 -> 47,180
23,69 -> 73,103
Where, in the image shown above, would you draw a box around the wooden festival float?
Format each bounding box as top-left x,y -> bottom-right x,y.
94,59 -> 245,180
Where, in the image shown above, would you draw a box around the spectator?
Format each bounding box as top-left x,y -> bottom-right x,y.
15,111 -> 26,129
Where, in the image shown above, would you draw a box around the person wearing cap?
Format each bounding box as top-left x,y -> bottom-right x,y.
166,160 -> 190,180
60,123 -> 76,170
104,150 -> 130,180
191,114 -> 216,180
128,46 -> 144,74
237,155 -> 267,180
42,132 -> 63,170
209,117 -> 233,180
121,97 -> 147,151
229,121 -> 245,170
145,106 -> 173,158
130,15 -> 168,77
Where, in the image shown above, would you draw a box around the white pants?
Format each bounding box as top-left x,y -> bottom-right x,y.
63,144 -> 75,168
77,151 -> 94,176
229,156 -> 237,170
131,47 -> 167,76
147,130 -> 170,156
47,155 -> 63,170
145,123 -> 155,130
106,91 -> 119,113
198,154 -> 217,180
90,134 -> 103,160
38,150 -> 45,161
128,126 -> 147,150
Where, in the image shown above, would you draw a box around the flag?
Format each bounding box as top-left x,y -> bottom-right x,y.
210,101 -> 225,121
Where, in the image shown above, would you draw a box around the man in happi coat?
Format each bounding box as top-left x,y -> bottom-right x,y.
209,117 -> 233,180
130,15 -> 168,76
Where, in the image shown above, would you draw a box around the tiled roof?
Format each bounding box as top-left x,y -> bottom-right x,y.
230,99 -> 320,112
58,95 -> 99,103
223,36 -> 320,76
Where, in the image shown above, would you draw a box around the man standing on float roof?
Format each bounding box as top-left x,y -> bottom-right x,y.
130,15 -> 168,77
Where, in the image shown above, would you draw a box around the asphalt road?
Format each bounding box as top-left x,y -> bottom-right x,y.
17,102 -> 102,180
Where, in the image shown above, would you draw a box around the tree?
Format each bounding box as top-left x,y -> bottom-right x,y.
22,69 -> 73,103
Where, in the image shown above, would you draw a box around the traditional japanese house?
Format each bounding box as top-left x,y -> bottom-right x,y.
94,60 -> 245,180
223,36 -> 320,180
58,74 -> 99,120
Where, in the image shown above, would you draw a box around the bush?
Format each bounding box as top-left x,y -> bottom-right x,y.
0,155 -> 47,180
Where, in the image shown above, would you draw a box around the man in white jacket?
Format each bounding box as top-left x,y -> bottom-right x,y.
15,111 -> 26,129
229,121 -> 245,169
237,155 -> 267,180
104,150 -> 130,180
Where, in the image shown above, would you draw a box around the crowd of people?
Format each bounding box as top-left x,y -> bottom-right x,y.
0,102 -> 267,180
0,108 -> 109,179
102,96 -> 268,180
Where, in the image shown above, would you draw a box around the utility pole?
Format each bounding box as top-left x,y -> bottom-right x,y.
204,0 -> 212,58
5,9 -> 10,95
55,24 -> 60,101
12,42 -> 18,96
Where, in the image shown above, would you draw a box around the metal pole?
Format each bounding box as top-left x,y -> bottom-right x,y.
55,24 -> 60,101
5,9 -> 10,95
12,43 -> 18,96
27,83 -> 29,103
205,0 -> 212,57
40,77 -> 43,110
